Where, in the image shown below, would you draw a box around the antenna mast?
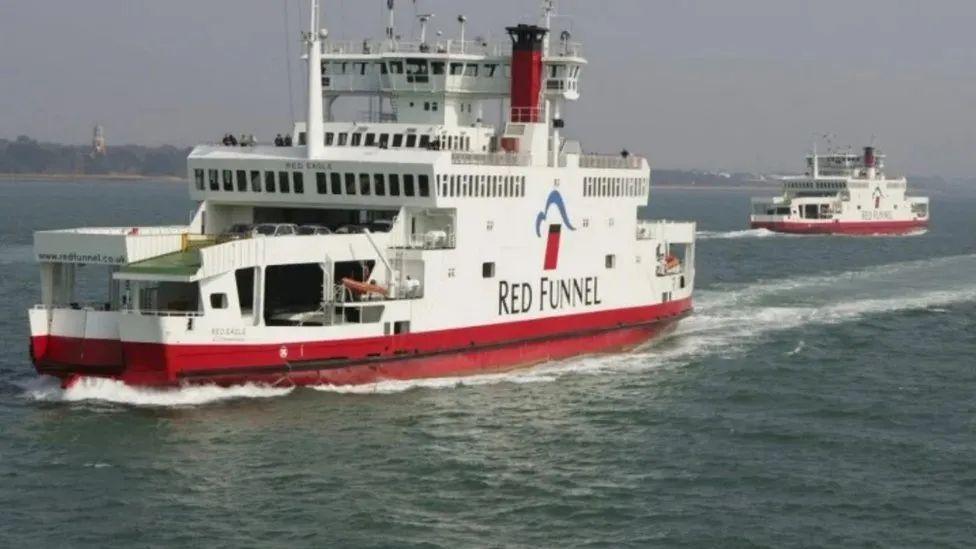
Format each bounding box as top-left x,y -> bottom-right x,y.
305,0 -> 325,158
541,0 -> 554,54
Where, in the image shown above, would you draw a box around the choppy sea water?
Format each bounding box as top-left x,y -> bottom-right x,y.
1,180 -> 974,548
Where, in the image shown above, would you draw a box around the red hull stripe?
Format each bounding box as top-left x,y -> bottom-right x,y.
32,299 -> 691,386
751,220 -> 928,235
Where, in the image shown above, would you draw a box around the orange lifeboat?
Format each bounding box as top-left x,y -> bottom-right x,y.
341,278 -> 389,297
665,255 -> 681,271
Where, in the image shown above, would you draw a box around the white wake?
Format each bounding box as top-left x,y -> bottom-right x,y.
22,376 -> 293,407
697,228 -> 782,240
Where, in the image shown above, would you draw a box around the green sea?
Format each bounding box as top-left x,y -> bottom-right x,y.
1,179 -> 974,548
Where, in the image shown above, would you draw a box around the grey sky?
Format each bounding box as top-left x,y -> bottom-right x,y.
2,0 -> 974,176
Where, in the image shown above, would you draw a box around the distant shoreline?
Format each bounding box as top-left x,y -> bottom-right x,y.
0,173 -> 185,183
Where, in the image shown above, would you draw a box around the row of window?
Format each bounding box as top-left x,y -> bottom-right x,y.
326,131 -> 430,148
787,181 -> 847,190
437,174 -> 526,199
195,169 -> 431,198
199,169 -> 306,195
324,60 -> 582,81
323,130 -> 470,151
325,60 -> 505,79
583,176 -> 649,198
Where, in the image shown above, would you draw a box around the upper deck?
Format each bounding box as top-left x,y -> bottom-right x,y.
319,38 -> 584,103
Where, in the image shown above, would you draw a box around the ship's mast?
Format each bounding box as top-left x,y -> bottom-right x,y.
541,0 -> 554,55
306,0 -> 325,159
386,0 -> 395,41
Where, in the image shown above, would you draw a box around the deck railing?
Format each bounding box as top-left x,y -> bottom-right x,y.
579,154 -> 644,170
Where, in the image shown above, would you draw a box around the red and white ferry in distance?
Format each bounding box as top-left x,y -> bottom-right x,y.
750,145 -> 930,235
28,0 -> 696,388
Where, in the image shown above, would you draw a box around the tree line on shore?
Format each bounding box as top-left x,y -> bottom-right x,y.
0,136 -> 190,177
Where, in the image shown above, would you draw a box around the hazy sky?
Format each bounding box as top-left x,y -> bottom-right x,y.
2,0 -> 975,176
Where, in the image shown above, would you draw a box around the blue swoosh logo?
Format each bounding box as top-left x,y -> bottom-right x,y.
535,190 -> 577,237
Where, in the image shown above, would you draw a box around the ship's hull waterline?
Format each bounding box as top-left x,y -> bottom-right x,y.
32,299 -> 692,388
751,219 -> 928,235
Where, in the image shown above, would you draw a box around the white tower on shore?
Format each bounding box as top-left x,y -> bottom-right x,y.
91,124 -> 106,157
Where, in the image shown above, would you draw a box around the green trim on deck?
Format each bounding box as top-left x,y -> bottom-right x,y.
121,249 -> 201,277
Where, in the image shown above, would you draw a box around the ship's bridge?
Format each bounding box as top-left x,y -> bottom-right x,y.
318,38 -> 585,125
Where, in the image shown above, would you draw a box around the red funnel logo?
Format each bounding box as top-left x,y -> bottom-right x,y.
535,190 -> 576,271
544,225 -> 562,270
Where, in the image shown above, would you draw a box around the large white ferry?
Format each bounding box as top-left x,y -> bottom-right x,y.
28,1 -> 696,388
750,145 -> 929,235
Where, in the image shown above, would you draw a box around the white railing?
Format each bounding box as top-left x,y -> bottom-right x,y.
452,152 -> 531,167
123,309 -> 203,318
43,226 -> 187,236
636,221 -> 697,243
33,303 -> 112,312
510,106 -> 543,123
579,154 -> 644,170
323,39 -> 511,57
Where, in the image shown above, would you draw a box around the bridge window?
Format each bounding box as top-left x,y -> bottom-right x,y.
264,171 -> 276,193
344,173 -> 356,195
330,172 -> 342,195
352,133 -> 363,146
419,135 -> 431,148
293,172 -> 304,194
450,63 -> 463,75
464,64 -> 478,77
223,170 -> 234,191
419,175 -> 430,197
325,132 -> 335,146
379,134 -> 390,148
389,174 -> 401,197
392,134 -> 404,148
484,64 -> 497,77
250,171 -> 261,192
337,133 -> 348,146
194,169 -> 205,190
432,62 -> 445,75
406,134 -> 417,148
316,172 -> 327,194
359,173 -> 371,195
374,174 -> 386,196
362,133 -> 374,146
278,171 -> 291,193
404,174 -> 416,197
236,170 -> 247,192
389,61 -> 403,74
